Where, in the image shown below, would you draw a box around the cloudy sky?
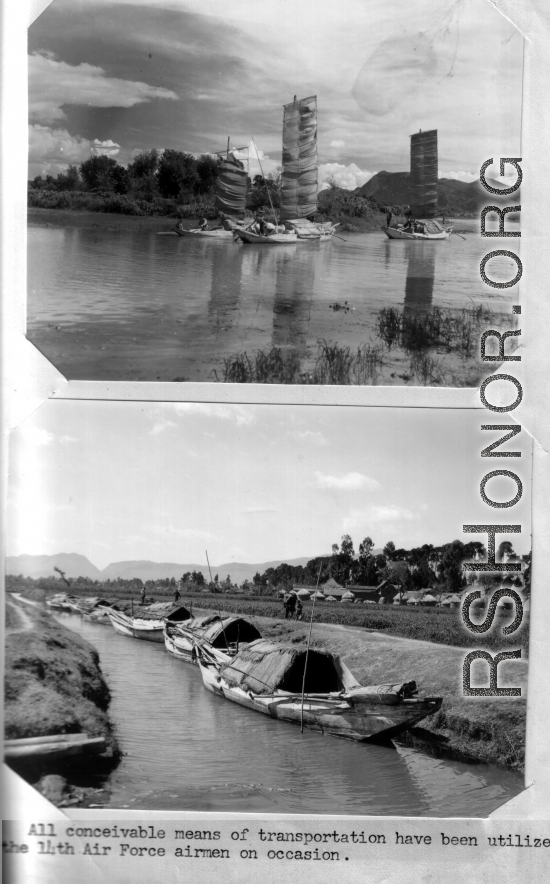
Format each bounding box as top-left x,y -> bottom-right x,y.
8,401 -> 531,569
29,0 -> 523,186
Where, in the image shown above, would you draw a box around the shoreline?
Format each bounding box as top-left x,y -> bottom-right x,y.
14,588 -> 525,776
5,596 -> 121,806
193,606 -> 526,774
27,205 -> 477,235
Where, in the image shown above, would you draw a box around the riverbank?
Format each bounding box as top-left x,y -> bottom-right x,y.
5,596 -> 121,805
11,588 -> 527,776
231,612 -> 527,773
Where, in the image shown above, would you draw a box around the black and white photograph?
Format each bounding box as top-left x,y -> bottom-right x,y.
27,0 -> 522,385
5,401 -> 531,816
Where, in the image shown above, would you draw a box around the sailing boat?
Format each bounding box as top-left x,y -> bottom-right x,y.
174,140 -> 248,238
384,129 -> 452,241
280,95 -> 338,240
234,96 -> 337,243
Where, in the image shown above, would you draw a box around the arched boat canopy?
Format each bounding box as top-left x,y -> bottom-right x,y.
202,616 -> 261,648
220,639 -> 359,695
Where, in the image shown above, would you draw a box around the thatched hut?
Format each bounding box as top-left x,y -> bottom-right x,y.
220,639 -> 359,695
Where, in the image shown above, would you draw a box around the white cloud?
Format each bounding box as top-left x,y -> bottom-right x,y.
20,426 -> 54,447
319,163 -> 374,191
171,403 -> 256,426
91,139 -> 121,157
150,419 -> 176,436
151,525 -> 215,541
29,124 -> 92,177
29,51 -> 179,125
315,471 -> 380,491
329,140 -> 346,149
440,170 -> 478,183
233,141 -> 280,180
287,430 -> 328,446
343,504 -> 417,532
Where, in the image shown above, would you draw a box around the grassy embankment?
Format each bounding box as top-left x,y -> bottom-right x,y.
5,595 -> 120,800
194,600 -> 528,773
13,586 -> 527,772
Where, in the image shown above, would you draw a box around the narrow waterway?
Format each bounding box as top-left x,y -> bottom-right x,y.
58,614 -> 524,816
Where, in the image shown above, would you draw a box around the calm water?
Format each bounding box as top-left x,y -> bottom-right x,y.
59,613 -> 523,816
28,217 -> 519,384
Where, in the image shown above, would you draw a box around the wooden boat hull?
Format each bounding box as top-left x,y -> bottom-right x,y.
234,228 -> 298,244
384,226 -> 452,241
197,657 -> 442,742
164,627 -> 196,663
173,226 -> 234,238
106,608 -> 165,642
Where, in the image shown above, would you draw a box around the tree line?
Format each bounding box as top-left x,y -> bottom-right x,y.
251,535 -> 530,594
29,148 -> 283,210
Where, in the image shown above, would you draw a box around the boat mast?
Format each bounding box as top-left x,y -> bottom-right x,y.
206,550 -> 229,650
251,134 -> 278,221
300,563 -> 323,733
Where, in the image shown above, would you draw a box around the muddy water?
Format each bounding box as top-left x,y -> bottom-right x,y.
60,614 -> 524,816
27,217 -> 518,384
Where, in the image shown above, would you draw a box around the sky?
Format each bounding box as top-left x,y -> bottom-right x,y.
7,401 -> 531,569
28,0 -> 523,186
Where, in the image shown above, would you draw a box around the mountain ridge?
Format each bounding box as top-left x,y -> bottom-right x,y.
6,553 -> 326,584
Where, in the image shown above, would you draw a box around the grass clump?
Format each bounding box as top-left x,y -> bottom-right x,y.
215,341 -> 386,385
377,305 -> 517,359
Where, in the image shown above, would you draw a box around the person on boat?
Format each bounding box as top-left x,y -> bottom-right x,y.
386,208 -> 393,227
174,586 -> 181,604
140,586 -> 146,606
295,598 -> 304,621
255,211 -> 268,236
175,219 -> 185,233
198,216 -> 209,231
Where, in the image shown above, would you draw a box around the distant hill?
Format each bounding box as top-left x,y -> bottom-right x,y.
356,171 -> 519,216
6,554 -> 322,585
5,553 -> 102,580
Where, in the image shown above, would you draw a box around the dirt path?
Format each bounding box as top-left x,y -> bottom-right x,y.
5,598 -> 34,634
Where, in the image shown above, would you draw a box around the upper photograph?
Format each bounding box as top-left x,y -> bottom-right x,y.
27,0 -> 523,385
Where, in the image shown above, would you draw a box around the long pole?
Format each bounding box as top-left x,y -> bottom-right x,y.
206,550 -> 229,650
251,135 -> 277,221
300,563 -> 323,733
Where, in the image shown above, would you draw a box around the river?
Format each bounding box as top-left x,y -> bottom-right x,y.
58,613 -> 524,816
27,214 -> 519,385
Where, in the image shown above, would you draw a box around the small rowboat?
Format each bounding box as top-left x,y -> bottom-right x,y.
164,614 -> 261,664
197,639 -> 442,742
173,226 -> 234,238
233,228 -> 298,244
384,223 -> 452,241
106,603 -> 191,642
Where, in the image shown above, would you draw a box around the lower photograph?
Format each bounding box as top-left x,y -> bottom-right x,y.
5,400 -> 531,817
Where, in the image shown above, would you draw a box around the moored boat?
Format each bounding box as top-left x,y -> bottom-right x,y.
197,639 -> 442,742
384,129 -> 453,241
164,614 -> 262,663
279,95 -> 338,241
233,228 -> 298,244
173,226 -> 234,238
106,603 -> 191,642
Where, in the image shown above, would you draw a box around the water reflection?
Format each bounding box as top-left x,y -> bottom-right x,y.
403,242 -> 436,318
272,245 -> 312,355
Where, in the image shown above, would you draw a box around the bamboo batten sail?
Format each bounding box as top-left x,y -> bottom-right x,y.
215,152 -> 248,217
410,130 -> 438,218
280,95 -> 318,221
